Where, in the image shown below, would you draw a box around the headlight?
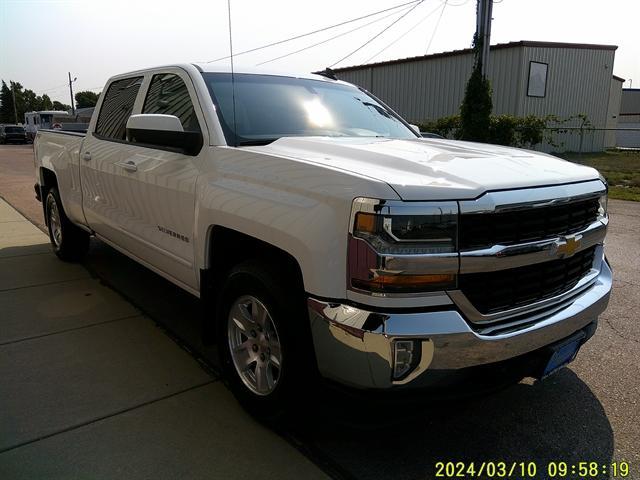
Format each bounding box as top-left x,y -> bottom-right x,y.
354,211 -> 457,254
348,199 -> 458,294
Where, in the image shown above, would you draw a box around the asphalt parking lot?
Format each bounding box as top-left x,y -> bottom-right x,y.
1,144 -> 639,479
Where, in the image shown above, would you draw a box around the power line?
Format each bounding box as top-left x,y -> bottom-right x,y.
257,4 -> 416,66
425,0 -> 447,54
205,0 -> 421,63
40,83 -> 69,93
364,2 -> 444,64
329,0 -> 426,68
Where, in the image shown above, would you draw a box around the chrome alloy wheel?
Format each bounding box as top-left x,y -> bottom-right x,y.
47,195 -> 62,248
227,295 -> 282,396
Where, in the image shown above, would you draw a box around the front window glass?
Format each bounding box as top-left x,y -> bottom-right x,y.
201,73 -> 416,146
143,74 -> 201,133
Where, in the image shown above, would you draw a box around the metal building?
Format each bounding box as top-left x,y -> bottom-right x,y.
617,88 -> 640,148
333,41 -> 624,152
620,88 -> 640,123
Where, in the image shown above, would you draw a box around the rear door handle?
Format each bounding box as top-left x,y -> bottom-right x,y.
116,160 -> 138,172
82,152 -> 92,161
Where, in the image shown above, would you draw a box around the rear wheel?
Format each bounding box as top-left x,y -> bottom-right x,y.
217,261 -> 313,420
45,187 -> 90,261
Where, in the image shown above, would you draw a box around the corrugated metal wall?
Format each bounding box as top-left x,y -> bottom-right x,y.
336,45 -> 616,152
518,46 -> 614,151
605,78 -> 623,148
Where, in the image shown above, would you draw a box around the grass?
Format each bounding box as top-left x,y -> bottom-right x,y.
559,150 -> 640,202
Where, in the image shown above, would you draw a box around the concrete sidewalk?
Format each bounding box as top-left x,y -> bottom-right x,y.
0,198 -> 327,479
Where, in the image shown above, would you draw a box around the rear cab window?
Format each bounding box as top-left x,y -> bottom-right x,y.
95,76 -> 144,140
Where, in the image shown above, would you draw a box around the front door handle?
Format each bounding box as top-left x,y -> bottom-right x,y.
116,160 -> 138,172
82,152 -> 92,161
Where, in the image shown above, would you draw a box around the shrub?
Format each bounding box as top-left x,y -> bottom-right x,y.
418,115 -> 461,138
416,114 -> 554,149
459,66 -> 493,142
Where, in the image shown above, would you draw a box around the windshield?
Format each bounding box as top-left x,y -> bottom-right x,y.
5,126 -> 25,133
201,73 -> 417,146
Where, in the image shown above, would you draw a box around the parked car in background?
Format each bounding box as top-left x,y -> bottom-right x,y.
0,124 -> 28,144
33,64 -> 611,419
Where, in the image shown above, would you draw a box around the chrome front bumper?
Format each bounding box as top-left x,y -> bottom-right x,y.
308,258 -> 612,389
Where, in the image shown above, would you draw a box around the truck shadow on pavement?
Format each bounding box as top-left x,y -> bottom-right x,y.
290,370 -> 614,480
81,239 -> 614,480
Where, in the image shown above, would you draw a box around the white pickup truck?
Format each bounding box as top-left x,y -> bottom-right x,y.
34,64 -> 611,416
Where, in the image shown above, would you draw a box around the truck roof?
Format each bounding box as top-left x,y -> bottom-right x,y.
107,63 -> 353,87
25,111 -> 69,116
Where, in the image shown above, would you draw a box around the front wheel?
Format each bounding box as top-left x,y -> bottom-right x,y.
45,187 -> 90,261
217,261 -> 314,420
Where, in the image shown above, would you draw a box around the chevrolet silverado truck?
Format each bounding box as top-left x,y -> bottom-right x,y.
33,64 -> 611,416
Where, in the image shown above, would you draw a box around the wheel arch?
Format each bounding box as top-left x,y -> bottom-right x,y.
38,167 -> 58,224
200,225 -> 307,344
39,167 -> 58,193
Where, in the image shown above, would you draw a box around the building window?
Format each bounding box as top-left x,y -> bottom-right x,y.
527,61 -> 548,98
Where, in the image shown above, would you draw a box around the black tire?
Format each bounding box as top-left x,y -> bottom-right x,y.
45,187 -> 90,261
217,260 -> 315,420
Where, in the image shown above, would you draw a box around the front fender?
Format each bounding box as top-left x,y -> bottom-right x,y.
193,147 -> 399,298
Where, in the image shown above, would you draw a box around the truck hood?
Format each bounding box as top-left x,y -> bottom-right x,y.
250,137 -> 600,200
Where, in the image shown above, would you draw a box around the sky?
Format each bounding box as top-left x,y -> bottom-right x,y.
0,0 -> 638,104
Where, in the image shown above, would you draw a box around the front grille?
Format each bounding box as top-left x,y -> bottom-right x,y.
459,246 -> 596,315
459,197 -> 600,250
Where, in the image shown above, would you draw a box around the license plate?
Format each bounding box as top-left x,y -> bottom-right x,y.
541,334 -> 584,378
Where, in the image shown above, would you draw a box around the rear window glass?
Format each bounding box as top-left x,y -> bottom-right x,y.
95,76 -> 143,140
5,126 -> 25,133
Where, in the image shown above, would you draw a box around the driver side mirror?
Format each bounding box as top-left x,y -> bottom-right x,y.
126,114 -> 203,156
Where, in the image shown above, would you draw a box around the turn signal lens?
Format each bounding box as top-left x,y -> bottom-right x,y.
352,273 -> 455,293
355,212 -> 376,233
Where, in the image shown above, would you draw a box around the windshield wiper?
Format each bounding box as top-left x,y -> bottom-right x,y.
361,101 -> 392,119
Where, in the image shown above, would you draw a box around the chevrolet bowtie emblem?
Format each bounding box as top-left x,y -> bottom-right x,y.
555,234 -> 582,258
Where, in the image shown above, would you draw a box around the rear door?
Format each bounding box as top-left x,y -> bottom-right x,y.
80,75 -> 144,246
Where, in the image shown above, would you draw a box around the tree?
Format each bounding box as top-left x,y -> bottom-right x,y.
0,80 -> 57,123
52,101 -> 71,111
75,90 -> 99,109
0,80 -> 15,123
459,33 -> 493,142
41,94 -> 53,111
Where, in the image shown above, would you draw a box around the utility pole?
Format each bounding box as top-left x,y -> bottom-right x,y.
476,0 -> 493,76
11,83 -> 18,124
68,72 -> 77,115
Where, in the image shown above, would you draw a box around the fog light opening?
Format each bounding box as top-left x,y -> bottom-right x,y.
393,339 -> 421,380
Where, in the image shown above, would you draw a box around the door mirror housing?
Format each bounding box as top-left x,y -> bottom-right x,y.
126,114 -> 203,156
408,124 -> 422,136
